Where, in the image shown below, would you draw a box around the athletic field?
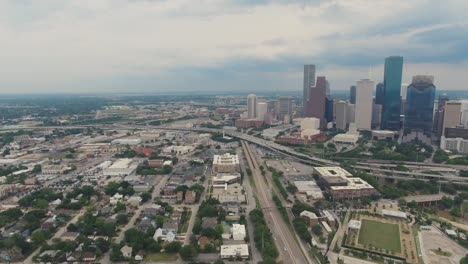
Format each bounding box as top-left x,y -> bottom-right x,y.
357,219 -> 401,253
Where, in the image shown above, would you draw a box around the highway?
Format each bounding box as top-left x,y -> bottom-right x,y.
7,123 -> 468,184
241,141 -> 311,264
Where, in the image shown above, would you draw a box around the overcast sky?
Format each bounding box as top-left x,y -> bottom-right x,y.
0,0 -> 467,93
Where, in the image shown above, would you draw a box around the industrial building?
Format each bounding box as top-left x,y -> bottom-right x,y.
103,159 -> 138,176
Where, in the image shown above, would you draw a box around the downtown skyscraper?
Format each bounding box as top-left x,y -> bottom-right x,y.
382,56 -> 403,130
403,75 -> 436,143
303,64 -> 316,116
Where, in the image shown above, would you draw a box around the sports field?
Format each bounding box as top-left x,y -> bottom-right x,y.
358,219 -> 401,253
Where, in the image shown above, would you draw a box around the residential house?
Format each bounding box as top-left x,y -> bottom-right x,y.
120,245 -> 133,259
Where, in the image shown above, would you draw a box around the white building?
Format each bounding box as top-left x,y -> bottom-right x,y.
247,94 -> 257,119
212,154 -> 240,173
212,173 -> 241,185
103,159 -> 138,176
335,101 -> 348,130
355,79 -> 374,130
111,138 -> 142,145
301,118 -> 321,130
256,101 -> 268,121
333,133 -> 359,144
440,136 -> 468,154
231,224 -> 246,240
220,244 -> 249,259
162,146 -> 194,155
153,228 -> 176,242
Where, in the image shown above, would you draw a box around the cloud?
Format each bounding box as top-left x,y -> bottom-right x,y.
0,0 -> 466,93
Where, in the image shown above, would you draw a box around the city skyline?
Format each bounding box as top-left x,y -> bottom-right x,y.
0,1 -> 467,93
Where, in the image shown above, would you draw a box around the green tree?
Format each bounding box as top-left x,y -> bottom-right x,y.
164,241 -> 182,253
179,245 -> 198,261
312,224 -> 323,236
140,192 -> 152,203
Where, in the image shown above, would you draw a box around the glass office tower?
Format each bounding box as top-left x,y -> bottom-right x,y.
382,56 -> 403,130
404,75 -> 436,139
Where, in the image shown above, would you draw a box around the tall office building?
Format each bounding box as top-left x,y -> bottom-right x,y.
256,101 -> 268,121
403,76 -> 436,142
277,96 -> 293,123
305,76 -> 327,127
325,96 -> 334,123
375,82 -> 384,105
247,94 -> 257,119
382,56 -> 404,130
335,100 -> 348,130
372,103 -> 382,129
303,65 -> 316,116
355,79 -> 374,130
442,102 -> 462,136
434,94 -> 449,138
349,85 -> 356,104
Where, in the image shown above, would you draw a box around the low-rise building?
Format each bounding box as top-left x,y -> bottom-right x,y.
231,224 -> 246,241
220,244 -> 249,259
212,154 -> 240,173
103,159 -> 138,176
184,190 -> 196,204
300,210 -> 319,226
314,167 -> 377,199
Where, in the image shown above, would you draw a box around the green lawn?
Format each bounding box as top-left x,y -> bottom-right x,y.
358,219 -> 401,253
144,253 -> 178,262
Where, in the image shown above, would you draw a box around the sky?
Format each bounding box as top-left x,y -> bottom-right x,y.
0,0 -> 467,94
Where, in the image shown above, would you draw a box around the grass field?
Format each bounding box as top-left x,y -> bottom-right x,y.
358,219 -> 401,253
144,253 -> 178,262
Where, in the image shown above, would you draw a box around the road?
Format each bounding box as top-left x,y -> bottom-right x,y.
23,209 -> 88,264
242,141 -> 310,264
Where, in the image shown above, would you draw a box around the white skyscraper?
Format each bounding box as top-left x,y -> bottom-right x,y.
335,100 -> 348,130
256,101 -> 268,121
247,94 -> 257,119
355,79 -> 374,130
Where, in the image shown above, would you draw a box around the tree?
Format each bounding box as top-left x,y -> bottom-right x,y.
114,202 -> 126,213
31,230 -> 48,246
33,198 -> 49,209
116,214 -> 128,225
179,245 -> 198,261
312,224 -> 323,236
164,241 -> 182,253
441,196 -> 453,209
32,164 -> 42,173
140,192 -> 152,203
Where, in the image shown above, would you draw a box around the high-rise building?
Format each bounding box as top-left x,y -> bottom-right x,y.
347,104 -> 355,124
325,96 -> 334,123
247,94 -> 257,119
434,94 -> 449,138
372,103 -> 382,129
401,84 -> 408,100
349,85 -> 356,104
335,100 -> 348,130
403,76 -> 436,142
305,76 -> 327,127
442,101 -> 462,136
303,65 -> 316,116
355,79 -> 374,130
256,101 -> 268,121
277,96 -> 293,123
375,82 -> 384,105
382,56 -> 403,130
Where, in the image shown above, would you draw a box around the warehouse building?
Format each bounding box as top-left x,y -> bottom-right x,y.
103,159 -> 138,176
